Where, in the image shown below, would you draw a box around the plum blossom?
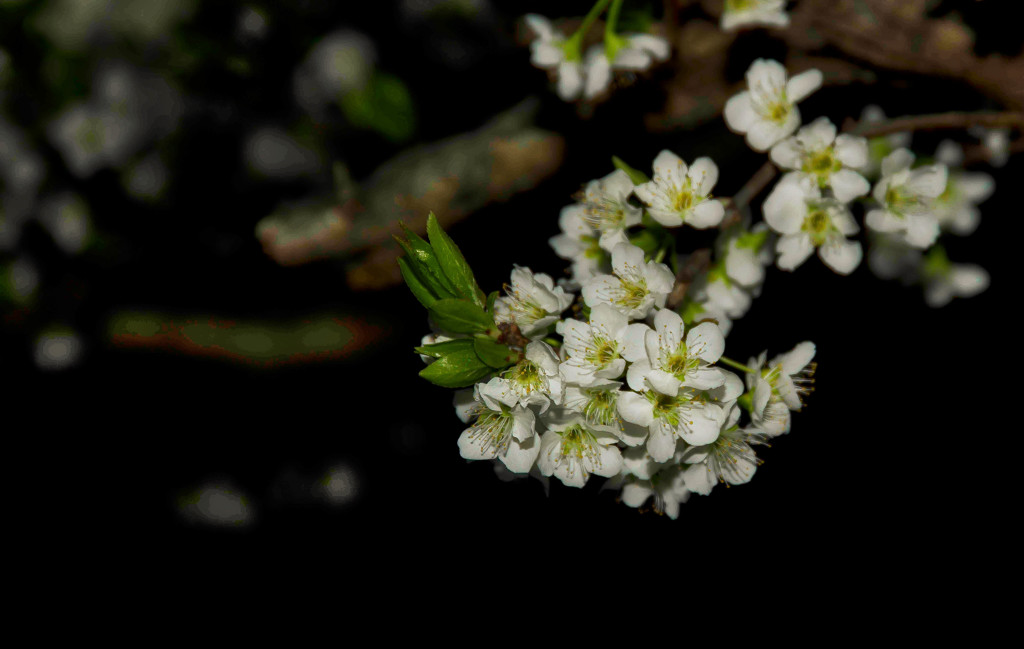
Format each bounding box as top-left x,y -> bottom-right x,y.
625,308 -> 729,397
525,14 -> 584,100
933,140 -> 995,236
578,169 -> 643,252
582,242 -> 674,319
494,266 -> 573,338
921,246 -> 989,308
866,149 -> 948,249
634,150 -> 725,228
457,378 -> 541,473
720,0 -> 789,31
723,226 -> 772,288
763,173 -> 862,274
679,404 -> 765,494
769,117 -> 870,202
501,341 -> 565,410
582,34 -> 670,99
724,59 -> 823,152
617,384 -> 725,462
746,341 -> 816,436
563,380 -> 649,447
537,411 -> 623,487
560,304 -> 645,385
619,466 -> 690,519
549,203 -> 606,289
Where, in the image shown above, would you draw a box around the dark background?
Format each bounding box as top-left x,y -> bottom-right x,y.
2,1 -> 1017,566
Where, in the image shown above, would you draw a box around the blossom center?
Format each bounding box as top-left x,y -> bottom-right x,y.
506,359 -> 544,394
802,148 -> 840,185
582,388 -> 619,427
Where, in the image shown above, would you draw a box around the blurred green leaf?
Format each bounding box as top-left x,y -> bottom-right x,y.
612,156 -> 650,185
340,71 -> 416,143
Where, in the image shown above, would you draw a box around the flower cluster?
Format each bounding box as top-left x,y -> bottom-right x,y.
525,4 -> 669,102
399,54 -> 1002,519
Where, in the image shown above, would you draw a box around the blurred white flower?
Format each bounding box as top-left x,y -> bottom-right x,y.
721,0 -> 789,31
763,172 -> 862,274
526,14 -> 584,100
578,169 -> 642,251
582,33 -> 670,99
866,149 -> 947,248
634,150 -> 724,228
724,59 -> 822,152
770,117 -> 870,202
494,266 -> 573,338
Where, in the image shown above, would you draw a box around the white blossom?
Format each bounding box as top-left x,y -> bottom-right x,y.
500,341 -> 564,410
578,169 -> 643,251
537,411 -> 623,488
679,404 -> 765,494
723,225 -> 772,287
526,14 -> 584,101
626,308 -> 729,397
859,105 -> 912,178
763,172 -> 862,274
456,378 -> 541,473
582,34 -> 670,99
724,59 -> 823,152
494,266 -> 573,338
563,380 -> 649,447
866,149 -> 948,249
619,466 -> 690,519
720,0 -> 789,31
582,242 -> 674,319
560,304 -> 643,385
617,384 -> 725,462
549,203 -> 605,289
634,150 -> 725,228
769,117 -> 870,202
746,341 -> 816,436
933,140 -> 994,236
920,247 -> 989,308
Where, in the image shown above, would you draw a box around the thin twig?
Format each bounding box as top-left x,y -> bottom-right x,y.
852,111 -> 1024,138
665,248 -> 712,310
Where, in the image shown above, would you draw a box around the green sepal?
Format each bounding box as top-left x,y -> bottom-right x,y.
612,156 -> 650,185
426,213 -> 486,308
428,298 -> 496,334
737,392 -> 754,413
486,290 -> 500,314
398,257 -> 437,309
473,336 -> 517,370
417,339 -> 494,388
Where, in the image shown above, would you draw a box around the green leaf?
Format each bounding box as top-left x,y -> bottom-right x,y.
398,257 -> 438,309
612,156 -> 650,185
418,339 -> 494,388
629,229 -> 662,255
426,213 -> 486,308
486,290 -> 499,314
395,224 -> 458,299
428,298 -> 495,334
473,337 -> 516,370
414,338 -> 467,358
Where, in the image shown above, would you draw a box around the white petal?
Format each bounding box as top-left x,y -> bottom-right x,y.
881,148 -> 914,177
830,169 -> 870,203
685,321 -> 725,363
647,369 -> 682,396
834,134 -> 868,169
906,164 -> 948,199
621,483 -> 653,508
556,61 -> 584,100
687,199 -> 725,228
617,390 -> 654,426
591,444 -> 623,478
949,265 -> 989,298
653,307 -> 683,350
646,424 -> 676,462
679,410 -> 720,445
780,341 -> 815,375
652,149 -> 688,187
621,323 -> 652,362
776,233 -> 814,270
687,157 -> 719,195
723,92 -> 755,132
819,238 -> 862,275
785,68 -> 822,102
611,242 -> 646,277
682,463 -> 715,495
501,434 -> 541,473
763,183 -> 807,234
769,137 -> 802,169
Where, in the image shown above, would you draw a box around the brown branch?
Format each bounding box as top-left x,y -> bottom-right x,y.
665,248 -> 712,310
853,111 -> 1024,138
